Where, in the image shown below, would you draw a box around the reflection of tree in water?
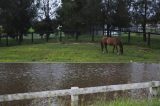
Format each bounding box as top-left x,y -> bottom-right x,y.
1,63 -> 159,106
59,63 -> 132,105
0,63 -> 68,106
130,63 -> 160,99
26,63 -> 69,106
60,63 -> 131,89
27,63 -> 64,91
0,63 -> 33,106
0,63 -> 33,94
130,63 -> 160,83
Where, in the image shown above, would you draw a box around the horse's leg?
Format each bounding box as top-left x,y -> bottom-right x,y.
101,42 -> 104,53
119,43 -> 123,54
115,45 -> 118,54
105,44 -> 108,53
113,45 -> 115,53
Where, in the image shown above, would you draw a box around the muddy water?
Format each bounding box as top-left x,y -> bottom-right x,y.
0,63 -> 160,106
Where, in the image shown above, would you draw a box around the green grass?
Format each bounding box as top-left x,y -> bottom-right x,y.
0,34 -> 159,62
92,98 -> 160,106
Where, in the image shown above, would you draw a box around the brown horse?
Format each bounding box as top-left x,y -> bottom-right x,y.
101,37 -> 123,54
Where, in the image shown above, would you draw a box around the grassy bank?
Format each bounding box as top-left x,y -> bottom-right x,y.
92,98 -> 160,106
0,34 -> 159,62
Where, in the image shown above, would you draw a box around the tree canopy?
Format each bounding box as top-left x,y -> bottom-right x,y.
0,0 -> 37,43
0,0 -> 160,41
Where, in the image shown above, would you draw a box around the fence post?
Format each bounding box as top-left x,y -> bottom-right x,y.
149,87 -> 158,98
149,81 -> 160,97
71,87 -> 79,106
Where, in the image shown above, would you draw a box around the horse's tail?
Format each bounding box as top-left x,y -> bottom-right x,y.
119,42 -> 123,54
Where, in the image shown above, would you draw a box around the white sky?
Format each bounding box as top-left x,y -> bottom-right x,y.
37,0 -> 62,20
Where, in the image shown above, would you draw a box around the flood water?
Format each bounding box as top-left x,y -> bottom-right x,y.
0,63 -> 160,106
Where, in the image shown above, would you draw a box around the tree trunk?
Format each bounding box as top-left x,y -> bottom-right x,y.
143,0 -> 147,42
90,25 -> 92,36
75,30 -> 80,41
0,35 -> 1,43
46,33 -> 50,42
95,25 -> 98,35
103,24 -> 105,36
18,33 -> 23,45
107,25 -> 110,37
59,31 -> 62,42
6,35 -> 9,46
142,24 -> 147,42
92,25 -> 95,41
31,33 -> 34,43
16,35 -> 18,41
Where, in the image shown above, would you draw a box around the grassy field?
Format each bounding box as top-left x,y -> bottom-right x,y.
0,33 -> 159,62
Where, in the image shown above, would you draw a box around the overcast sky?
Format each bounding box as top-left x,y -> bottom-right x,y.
37,0 -> 62,20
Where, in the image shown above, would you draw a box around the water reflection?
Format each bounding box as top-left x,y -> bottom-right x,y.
0,63 -> 159,106
130,63 -> 160,82
0,63 -> 32,94
61,63 -> 131,88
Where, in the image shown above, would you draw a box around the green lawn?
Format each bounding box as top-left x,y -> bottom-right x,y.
0,34 -> 159,62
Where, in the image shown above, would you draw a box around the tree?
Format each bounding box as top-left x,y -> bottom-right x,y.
36,0 -> 61,30
57,0 -> 104,41
113,0 -> 130,29
84,0 -> 102,41
149,0 -> 160,26
0,0 -> 37,44
57,0 -> 86,40
35,0 -> 61,41
101,0 -> 117,36
131,0 -> 153,42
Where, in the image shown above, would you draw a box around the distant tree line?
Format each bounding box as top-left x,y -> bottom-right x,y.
0,0 -> 160,44
57,0 -> 160,41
